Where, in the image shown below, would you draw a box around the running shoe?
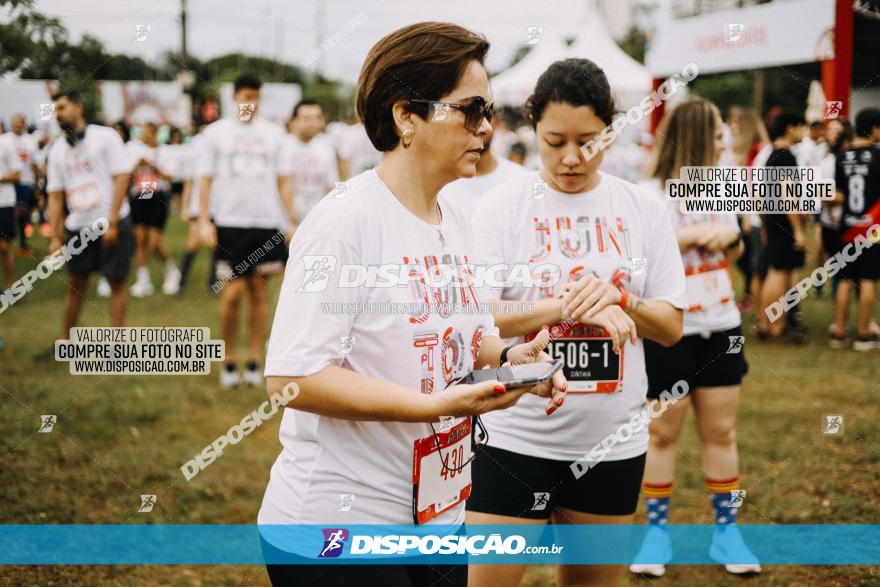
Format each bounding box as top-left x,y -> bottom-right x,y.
219,365 -> 241,388
130,279 -> 154,298
853,334 -> 879,352
830,333 -> 847,349
162,266 -> 181,296
629,526 -> 672,577
709,524 -> 762,574
242,365 -> 263,387
97,277 -> 111,298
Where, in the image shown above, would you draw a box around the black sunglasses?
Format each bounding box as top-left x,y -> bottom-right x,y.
410,96 -> 494,132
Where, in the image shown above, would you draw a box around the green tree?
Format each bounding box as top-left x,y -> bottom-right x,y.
0,0 -> 65,74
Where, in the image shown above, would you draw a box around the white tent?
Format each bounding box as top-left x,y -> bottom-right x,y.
490,35 -> 574,107
490,0 -> 652,109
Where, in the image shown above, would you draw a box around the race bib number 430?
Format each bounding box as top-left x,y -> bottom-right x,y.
412,418 -> 472,524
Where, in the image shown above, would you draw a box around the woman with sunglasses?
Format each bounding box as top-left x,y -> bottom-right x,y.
467,58 -> 686,587
631,99 -> 759,577
257,22 -> 565,587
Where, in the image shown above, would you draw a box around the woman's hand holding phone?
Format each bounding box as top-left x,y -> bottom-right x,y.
501,327 -> 568,415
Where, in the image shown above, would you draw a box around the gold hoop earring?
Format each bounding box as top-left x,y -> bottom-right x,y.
401,128 -> 414,149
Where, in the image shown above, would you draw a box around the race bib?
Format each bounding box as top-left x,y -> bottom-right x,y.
412,417 -> 472,524
67,182 -> 102,213
527,324 -> 622,393
685,260 -> 733,312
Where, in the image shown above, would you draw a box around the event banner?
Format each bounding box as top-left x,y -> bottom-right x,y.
1,525 -> 876,565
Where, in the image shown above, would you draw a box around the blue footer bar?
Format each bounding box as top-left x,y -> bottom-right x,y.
0,524 -> 876,565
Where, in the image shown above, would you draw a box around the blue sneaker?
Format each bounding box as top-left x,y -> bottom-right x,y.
630,526 -> 673,577
709,525 -> 762,574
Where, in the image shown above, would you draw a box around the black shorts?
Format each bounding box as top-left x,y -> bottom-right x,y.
0,206 -> 14,240
822,226 -> 843,258
644,325 -> 748,399
65,216 -> 135,280
214,226 -> 287,279
130,192 -> 170,229
260,536 -> 466,587
466,445 -> 645,518
747,230 -> 768,279
14,184 -> 36,208
839,240 -> 880,282
765,225 -> 805,270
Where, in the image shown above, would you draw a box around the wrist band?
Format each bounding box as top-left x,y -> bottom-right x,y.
499,344 -> 514,366
618,288 -> 629,312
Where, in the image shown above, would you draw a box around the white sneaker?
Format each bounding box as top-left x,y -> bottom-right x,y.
709,525 -> 762,574
630,526 -> 672,577
242,366 -> 262,387
130,279 -> 154,298
97,277 -> 111,298
219,367 -> 241,389
162,266 -> 181,296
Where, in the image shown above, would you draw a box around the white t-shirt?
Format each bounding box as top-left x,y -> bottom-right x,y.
197,117 -> 291,229
0,134 -> 22,207
281,133 -> 340,222
342,123 -> 382,176
185,135 -> 212,219
5,131 -> 38,186
157,143 -> 191,182
438,156 -> 528,215
472,171 -> 686,462
126,140 -> 170,195
46,125 -> 131,230
259,169 -> 498,529
641,179 -> 741,336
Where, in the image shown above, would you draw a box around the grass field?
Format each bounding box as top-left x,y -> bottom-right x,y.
1,214 -> 878,586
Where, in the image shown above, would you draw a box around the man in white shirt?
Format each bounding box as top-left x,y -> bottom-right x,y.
438,120 -> 527,215
4,115 -> 40,255
281,101 -> 340,225
0,132 -> 22,289
197,74 -> 296,388
44,89 -> 134,345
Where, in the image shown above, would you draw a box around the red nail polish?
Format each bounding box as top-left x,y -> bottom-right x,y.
494,385 -> 506,394
555,397 -> 563,406
546,405 -> 556,415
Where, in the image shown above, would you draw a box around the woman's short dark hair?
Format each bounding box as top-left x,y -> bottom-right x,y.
356,22 -> 489,152
768,110 -> 805,141
855,107 -> 880,138
526,58 -> 616,128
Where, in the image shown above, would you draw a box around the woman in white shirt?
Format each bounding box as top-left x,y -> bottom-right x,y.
467,58 -> 686,587
258,22 -> 565,587
630,99 -> 760,577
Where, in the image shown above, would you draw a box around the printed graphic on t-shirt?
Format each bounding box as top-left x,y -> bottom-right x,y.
230,135 -> 270,177
528,214 -> 632,296
403,253 -> 483,393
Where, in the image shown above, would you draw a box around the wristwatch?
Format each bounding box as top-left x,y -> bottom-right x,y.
499,344 -> 514,366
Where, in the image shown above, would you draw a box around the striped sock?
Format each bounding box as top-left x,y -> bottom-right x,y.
706,476 -> 739,525
643,482 -> 673,527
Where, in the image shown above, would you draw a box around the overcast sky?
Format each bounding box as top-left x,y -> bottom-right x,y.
34,0 -> 638,83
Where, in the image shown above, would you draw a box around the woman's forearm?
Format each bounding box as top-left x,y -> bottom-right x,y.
491,298 -> 561,339
266,367 -> 443,423
475,335 -> 504,369
623,294 -> 683,347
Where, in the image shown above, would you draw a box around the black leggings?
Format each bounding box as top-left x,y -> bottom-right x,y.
260,536 -> 467,587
